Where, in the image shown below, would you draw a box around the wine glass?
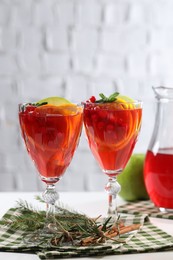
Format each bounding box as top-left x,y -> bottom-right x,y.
19,102 -> 83,238
83,100 -> 142,217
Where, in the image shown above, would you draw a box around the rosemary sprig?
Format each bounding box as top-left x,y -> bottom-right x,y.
0,199 -> 106,244
0,198 -> 140,247
96,92 -> 119,103
0,200 -> 46,231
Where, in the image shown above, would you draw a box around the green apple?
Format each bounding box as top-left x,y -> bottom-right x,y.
117,154 -> 149,201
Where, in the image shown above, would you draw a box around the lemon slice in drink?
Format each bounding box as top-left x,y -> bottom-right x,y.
116,95 -> 134,103
35,96 -> 81,116
36,96 -> 72,106
36,104 -> 79,116
116,95 -> 135,109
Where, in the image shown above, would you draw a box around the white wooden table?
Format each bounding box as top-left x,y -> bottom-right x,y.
0,191 -> 172,260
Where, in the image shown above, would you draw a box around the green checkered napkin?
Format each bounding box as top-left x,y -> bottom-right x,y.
118,200 -> 173,219
38,223 -> 173,259
0,207 -> 173,259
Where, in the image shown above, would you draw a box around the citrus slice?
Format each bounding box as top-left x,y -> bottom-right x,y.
35,104 -> 79,116
36,96 -> 72,106
116,95 -> 135,109
35,96 -> 78,115
117,95 -> 134,102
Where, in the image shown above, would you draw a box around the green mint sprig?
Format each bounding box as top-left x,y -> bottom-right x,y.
95,92 -> 119,103
22,101 -> 48,110
35,102 -> 48,107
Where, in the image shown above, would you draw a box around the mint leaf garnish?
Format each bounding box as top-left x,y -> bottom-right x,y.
96,92 -> 119,103
35,102 -> 48,107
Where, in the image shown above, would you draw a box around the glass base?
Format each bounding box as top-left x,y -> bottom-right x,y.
159,207 -> 173,213
23,183 -> 60,246
23,231 -> 42,246
23,228 -> 55,246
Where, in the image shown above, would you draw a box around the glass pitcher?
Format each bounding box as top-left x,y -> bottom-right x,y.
144,86 -> 173,212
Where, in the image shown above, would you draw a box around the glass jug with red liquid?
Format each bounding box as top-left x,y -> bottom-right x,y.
144,86 -> 173,212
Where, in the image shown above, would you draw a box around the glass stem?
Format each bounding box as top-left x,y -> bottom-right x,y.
105,177 -> 121,218
42,184 -> 59,233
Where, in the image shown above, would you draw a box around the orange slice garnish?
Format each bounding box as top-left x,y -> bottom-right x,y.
34,104 -> 79,116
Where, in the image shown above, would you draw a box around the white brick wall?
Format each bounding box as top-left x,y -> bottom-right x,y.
0,0 -> 173,191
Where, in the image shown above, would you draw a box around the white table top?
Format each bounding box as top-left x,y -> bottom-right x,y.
0,191 -> 172,260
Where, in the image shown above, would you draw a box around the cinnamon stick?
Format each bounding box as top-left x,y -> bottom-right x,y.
81,223 -> 141,245
105,223 -> 141,239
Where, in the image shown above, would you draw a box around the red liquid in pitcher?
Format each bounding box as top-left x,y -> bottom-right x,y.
144,150 -> 173,209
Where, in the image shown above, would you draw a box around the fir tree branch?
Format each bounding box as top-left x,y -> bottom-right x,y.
0,198 -> 140,247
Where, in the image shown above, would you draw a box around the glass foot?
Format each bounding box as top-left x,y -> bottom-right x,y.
23,232 -> 41,246
159,207 -> 173,213
23,230 -> 54,247
23,184 -> 59,246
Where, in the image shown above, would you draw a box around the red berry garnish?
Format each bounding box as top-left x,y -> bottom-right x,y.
25,104 -> 36,113
88,96 -> 96,103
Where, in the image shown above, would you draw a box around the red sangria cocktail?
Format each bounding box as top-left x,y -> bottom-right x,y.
19,97 -> 83,235
83,93 -> 142,216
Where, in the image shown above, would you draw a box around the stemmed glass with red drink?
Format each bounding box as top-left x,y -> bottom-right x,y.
19,98 -> 83,239
83,93 -> 142,217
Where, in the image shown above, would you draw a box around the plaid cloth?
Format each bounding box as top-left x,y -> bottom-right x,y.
0,207 -> 172,259
38,222 -> 173,259
118,200 -> 173,219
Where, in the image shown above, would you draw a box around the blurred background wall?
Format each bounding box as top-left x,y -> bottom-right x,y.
0,0 -> 172,191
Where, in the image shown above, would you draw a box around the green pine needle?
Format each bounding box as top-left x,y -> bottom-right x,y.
0,198 -> 122,246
